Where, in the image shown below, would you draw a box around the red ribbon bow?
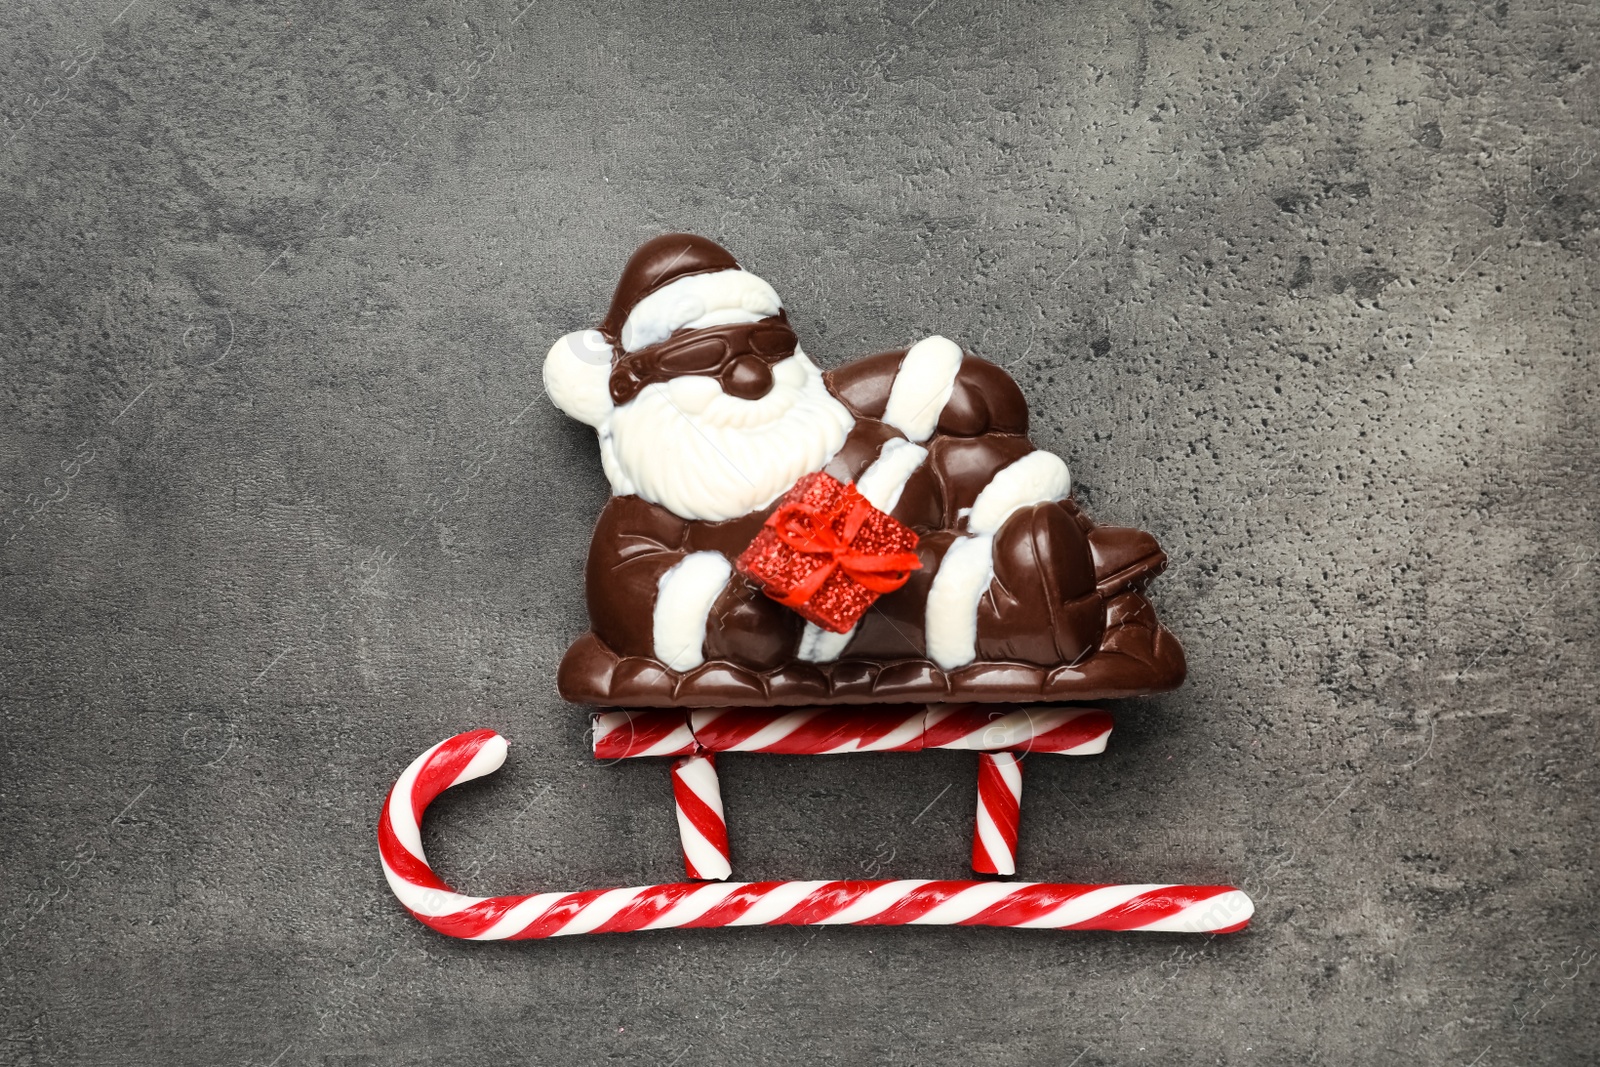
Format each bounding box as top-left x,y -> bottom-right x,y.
766,485 -> 922,610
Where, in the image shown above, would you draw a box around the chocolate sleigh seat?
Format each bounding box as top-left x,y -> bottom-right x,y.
556,511 -> 1185,709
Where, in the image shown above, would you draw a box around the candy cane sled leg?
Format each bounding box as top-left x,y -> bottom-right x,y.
380,729 -> 1254,940
973,752 -> 1024,876
672,754 -> 732,881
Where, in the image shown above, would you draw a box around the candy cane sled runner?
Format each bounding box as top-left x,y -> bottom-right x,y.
381,711 -> 1255,940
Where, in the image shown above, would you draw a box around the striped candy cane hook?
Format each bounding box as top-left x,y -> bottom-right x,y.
379,730 -> 1255,939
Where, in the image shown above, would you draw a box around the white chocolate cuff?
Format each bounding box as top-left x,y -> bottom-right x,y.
652,551 -> 733,671
882,335 -> 964,443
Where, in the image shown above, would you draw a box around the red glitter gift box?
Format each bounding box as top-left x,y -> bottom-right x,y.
735,472 -> 922,634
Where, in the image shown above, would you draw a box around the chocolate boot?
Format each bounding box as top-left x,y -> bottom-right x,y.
976,502 -> 1105,666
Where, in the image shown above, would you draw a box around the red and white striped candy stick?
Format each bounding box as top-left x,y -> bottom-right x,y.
592,709 -> 697,761
972,752 -> 1024,876
923,704 -> 1112,755
688,705 -> 930,754
671,754 -> 732,881
966,751 -> 1030,876
380,729 -> 1255,938
594,704 -> 1113,759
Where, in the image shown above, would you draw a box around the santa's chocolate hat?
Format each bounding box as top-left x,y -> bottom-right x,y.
600,234 -> 740,343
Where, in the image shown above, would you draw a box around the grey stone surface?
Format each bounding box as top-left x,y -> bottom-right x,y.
2,0 -> 1597,1062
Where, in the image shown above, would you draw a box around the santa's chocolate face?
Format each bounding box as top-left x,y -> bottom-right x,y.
603,349 -> 855,522
543,235 -> 859,522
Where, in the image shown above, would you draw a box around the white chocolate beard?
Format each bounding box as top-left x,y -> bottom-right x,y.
600,350 -> 855,522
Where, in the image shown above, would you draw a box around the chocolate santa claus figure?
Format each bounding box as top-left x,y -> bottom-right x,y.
544,234 -> 1185,707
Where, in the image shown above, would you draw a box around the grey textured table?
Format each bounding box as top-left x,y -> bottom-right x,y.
3,1 -> 1596,1063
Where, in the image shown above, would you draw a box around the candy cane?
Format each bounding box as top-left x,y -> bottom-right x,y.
593,709 -> 697,760
672,754 -> 732,881
593,704 -> 1112,760
380,730 -> 1254,938
972,752 -> 1024,876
